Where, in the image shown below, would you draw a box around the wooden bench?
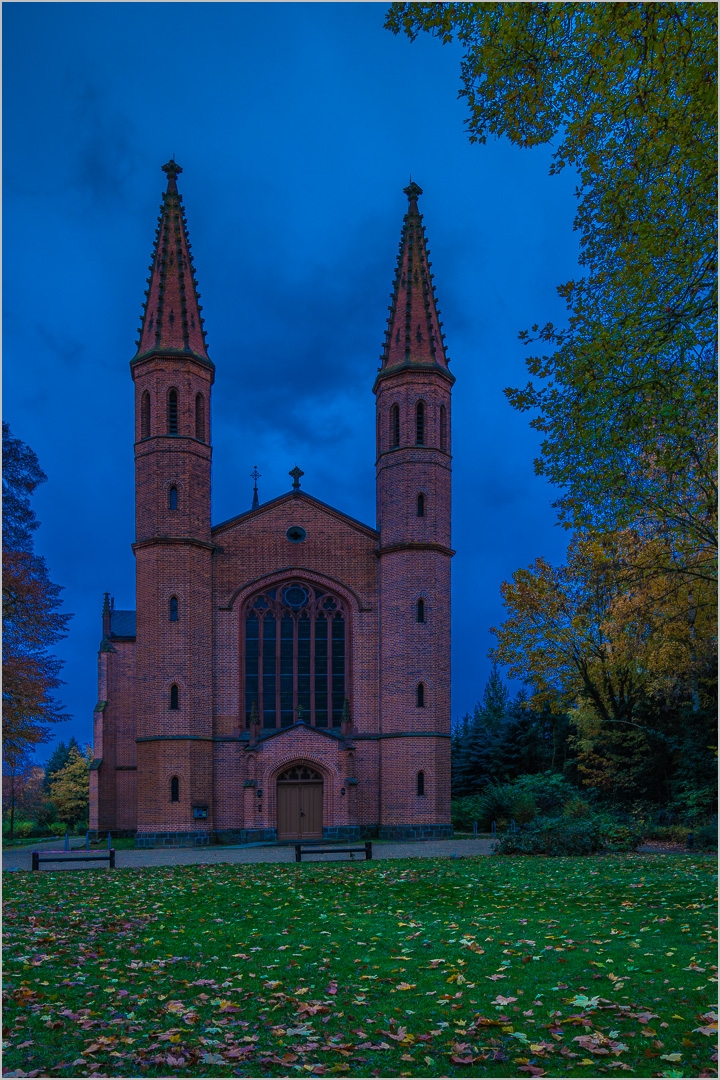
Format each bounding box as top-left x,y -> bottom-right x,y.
295,841 -> 372,863
31,849 -> 115,871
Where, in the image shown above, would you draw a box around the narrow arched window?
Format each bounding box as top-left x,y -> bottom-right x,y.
141,391 -> 151,440
169,486 -> 178,510
417,493 -> 425,518
440,404 -> 447,452
417,771 -> 425,796
169,596 -> 179,622
416,598 -> 425,623
415,401 -> 425,445
167,389 -> 178,435
195,393 -> 205,442
390,404 -> 400,449
416,682 -> 425,708
169,684 -> 180,710
170,776 -> 179,802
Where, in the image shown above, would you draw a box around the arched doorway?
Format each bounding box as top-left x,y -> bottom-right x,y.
277,765 -> 323,841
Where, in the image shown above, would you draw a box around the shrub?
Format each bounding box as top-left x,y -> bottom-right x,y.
493,812 -> 642,856
646,825 -> 691,843
50,822 -> 68,837
451,796 -> 486,831
693,816 -> 718,850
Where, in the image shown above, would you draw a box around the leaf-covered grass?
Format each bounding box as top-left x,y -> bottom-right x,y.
3,855 -> 717,1078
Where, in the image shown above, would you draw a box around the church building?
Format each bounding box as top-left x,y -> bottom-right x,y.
89,161 -> 455,846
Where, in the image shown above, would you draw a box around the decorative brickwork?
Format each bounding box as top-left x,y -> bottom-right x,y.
90,165 -> 455,846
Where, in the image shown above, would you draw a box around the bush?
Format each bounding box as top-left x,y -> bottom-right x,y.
451,796 -> 486,831
646,825 -> 691,843
50,822 -> 68,836
693,816 -> 718,850
493,811 -> 642,856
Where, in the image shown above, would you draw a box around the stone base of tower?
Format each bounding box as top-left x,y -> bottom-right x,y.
378,823 -> 453,841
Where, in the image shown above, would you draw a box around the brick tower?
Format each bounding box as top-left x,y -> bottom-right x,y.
374,182 -> 454,837
131,160 -> 216,844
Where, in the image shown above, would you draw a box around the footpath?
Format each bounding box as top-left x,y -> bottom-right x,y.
2,836 -> 494,872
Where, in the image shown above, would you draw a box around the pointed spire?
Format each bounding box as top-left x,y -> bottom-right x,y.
133,160 -> 212,366
250,465 -> 261,510
381,182 -> 448,370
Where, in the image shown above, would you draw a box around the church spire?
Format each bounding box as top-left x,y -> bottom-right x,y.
134,160 -> 211,365
380,182 -> 448,370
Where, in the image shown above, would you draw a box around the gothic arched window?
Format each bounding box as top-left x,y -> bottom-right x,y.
415,400 -> 425,445
195,393 -> 205,442
417,770 -> 425,796
244,584 -> 347,731
440,404 -> 447,452
170,776 -> 179,802
169,684 -> 180,710
390,404 -> 400,449
141,391 -> 151,440
167,389 -> 179,435
417,492 -> 425,518
416,682 -> 425,708
169,486 -> 178,510
416,598 -> 425,623
169,596 -> 179,622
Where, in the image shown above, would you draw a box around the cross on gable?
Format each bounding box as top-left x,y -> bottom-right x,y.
289,465 -> 304,490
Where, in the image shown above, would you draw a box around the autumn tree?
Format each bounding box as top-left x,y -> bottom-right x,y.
2,423 -> 71,756
386,3 -> 717,577
48,745 -> 92,828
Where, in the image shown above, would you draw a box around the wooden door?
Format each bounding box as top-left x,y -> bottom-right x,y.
277,781 -> 323,841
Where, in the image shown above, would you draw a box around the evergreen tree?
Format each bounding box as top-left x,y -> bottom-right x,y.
43,737 -> 80,792
48,745 -> 92,828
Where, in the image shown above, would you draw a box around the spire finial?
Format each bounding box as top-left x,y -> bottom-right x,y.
251,465 -> 261,510
404,180 -> 423,201
289,465 -> 304,491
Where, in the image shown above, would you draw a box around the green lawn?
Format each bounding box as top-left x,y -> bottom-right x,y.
2,855 -> 717,1078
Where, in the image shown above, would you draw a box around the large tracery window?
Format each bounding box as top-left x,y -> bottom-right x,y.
244,583 -> 347,730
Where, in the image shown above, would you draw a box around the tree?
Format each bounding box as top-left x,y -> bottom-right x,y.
386,4 -> 717,577
43,737 -> 80,793
2,423 -> 71,755
492,531 -> 716,803
48,745 -> 92,828
2,746 -> 36,841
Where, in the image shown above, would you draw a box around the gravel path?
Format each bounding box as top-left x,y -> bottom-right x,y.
3,837 -> 494,872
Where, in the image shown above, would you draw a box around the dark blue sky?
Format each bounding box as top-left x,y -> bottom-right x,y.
3,3 -> 579,760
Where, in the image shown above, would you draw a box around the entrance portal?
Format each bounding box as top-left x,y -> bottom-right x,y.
276,765 -> 323,841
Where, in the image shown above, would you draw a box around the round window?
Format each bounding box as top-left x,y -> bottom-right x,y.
286,526 -> 306,543
282,585 -> 309,609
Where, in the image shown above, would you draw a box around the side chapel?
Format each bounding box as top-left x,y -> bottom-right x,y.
89,161 -> 456,845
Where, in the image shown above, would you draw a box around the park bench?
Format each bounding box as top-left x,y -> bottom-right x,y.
295,841 -> 372,863
31,849 -> 115,871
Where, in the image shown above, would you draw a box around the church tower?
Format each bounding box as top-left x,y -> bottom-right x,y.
131,160 -> 215,844
374,182 -> 454,837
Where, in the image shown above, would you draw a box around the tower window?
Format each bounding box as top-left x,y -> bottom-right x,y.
416,682 -> 425,708
417,492 -> 425,518
415,401 -> 425,445
440,404 -> 447,452
417,770 -> 425,796
390,404 -> 400,449
169,596 -> 179,622
167,389 -> 178,435
416,598 -> 425,623
169,684 -> 180,710
141,391 -> 151,440
195,393 -> 205,441
169,486 -> 178,510
170,776 -> 179,802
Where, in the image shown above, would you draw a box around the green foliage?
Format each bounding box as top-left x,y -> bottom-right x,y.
647,824 -> 691,844
2,856 -> 717,1076
43,736 -> 80,792
693,816 -> 718,850
494,812 -> 642,856
452,771 -> 579,831
49,821 -> 68,836
386,3 -> 718,576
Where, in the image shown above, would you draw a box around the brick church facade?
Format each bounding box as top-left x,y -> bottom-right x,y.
89,161 -> 455,846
